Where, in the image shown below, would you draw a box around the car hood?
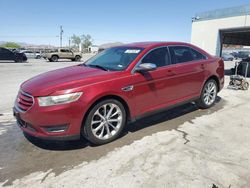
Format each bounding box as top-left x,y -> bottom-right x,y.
21,65 -> 120,96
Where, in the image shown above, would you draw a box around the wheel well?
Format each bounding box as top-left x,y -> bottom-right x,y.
81,95 -> 131,129
51,55 -> 59,58
206,75 -> 220,91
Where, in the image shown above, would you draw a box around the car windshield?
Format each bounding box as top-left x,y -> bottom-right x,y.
84,47 -> 144,71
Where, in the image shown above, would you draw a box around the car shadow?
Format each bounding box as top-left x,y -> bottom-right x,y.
0,61 -> 28,64
25,96 -> 222,151
126,96 -> 222,133
24,133 -> 90,150
44,60 -> 82,63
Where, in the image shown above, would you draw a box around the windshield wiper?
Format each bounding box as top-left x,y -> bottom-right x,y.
85,64 -> 109,71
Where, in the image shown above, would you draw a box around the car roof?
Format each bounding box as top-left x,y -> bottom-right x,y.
117,41 -> 193,49
115,41 -> 212,58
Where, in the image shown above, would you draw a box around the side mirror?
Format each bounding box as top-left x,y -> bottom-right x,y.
135,63 -> 157,72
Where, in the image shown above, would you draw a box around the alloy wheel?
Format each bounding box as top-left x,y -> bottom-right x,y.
91,103 -> 122,140
203,81 -> 217,106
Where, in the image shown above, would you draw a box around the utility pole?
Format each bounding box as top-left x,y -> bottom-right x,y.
68,37 -> 71,48
60,25 -> 63,47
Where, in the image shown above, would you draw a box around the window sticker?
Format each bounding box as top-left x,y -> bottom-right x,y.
124,49 -> 141,54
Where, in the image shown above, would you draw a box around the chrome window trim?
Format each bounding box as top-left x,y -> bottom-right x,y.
131,44 -> 208,74
168,45 -> 208,64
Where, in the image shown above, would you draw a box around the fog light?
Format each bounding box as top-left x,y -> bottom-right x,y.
43,124 -> 69,133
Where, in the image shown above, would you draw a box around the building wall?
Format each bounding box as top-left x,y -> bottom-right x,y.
191,15 -> 250,56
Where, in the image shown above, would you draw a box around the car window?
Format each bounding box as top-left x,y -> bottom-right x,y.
169,46 -> 194,64
190,48 -> 206,60
141,47 -> 170,67
61,49 -> 70,53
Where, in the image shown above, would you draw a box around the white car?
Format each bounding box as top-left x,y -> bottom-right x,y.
222,53 -> 234,61
20,50 -> 41,59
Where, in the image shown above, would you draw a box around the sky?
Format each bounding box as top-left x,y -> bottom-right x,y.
0,0 -> 249,46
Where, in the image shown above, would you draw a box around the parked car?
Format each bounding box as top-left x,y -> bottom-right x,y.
222,53 -> 234,61
43,48 -> 82,62
20,50 -> 41,59
230,52 -> 239,59
237,51 -> 250,59
0,47 -> 27,62
13,42 -> 224,145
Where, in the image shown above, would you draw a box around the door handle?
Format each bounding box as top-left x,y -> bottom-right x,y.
201,64 -> 205,69
166,70 -> 176,76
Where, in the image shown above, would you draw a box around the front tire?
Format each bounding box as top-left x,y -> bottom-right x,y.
15,57 -> 23,63
82,99 -> 126,145
196,79 -> 218,109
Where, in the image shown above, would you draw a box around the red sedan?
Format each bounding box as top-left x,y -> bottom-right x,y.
13,42 -> 224,145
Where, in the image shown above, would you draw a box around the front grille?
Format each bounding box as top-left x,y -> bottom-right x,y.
15,90 -> 34,112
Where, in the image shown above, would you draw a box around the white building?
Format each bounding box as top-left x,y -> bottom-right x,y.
191,5 -> 250,56
88,45 -> 99,53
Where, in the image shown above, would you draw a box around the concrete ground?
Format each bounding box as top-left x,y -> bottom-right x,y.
0,59 -> 250,188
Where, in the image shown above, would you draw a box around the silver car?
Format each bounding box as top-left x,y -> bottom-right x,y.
20,50 -> 41,59
222,53 -> 234,61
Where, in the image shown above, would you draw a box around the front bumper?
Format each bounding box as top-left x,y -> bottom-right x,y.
13,97 -> 86,141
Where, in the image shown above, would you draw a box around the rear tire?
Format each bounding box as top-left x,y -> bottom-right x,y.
82,99 -> 126,145
51,55 -> 58,62
196,79 -> 218,109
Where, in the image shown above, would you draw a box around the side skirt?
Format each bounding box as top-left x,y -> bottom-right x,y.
129,97 -> 199,123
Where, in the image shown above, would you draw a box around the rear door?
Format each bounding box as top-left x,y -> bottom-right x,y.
0,48 -> 14,61
168,46 -> 207,100
60,49 -> 73,58
0,48 -> 3,60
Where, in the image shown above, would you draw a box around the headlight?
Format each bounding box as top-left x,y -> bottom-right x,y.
38,92 -> 82,106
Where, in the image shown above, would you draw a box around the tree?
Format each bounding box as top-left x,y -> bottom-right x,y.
81,34 -> 93,50
71,34 -> 81,50
0,42 -> 21,49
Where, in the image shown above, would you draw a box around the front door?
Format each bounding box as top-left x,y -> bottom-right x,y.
131,47 -> 179,115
